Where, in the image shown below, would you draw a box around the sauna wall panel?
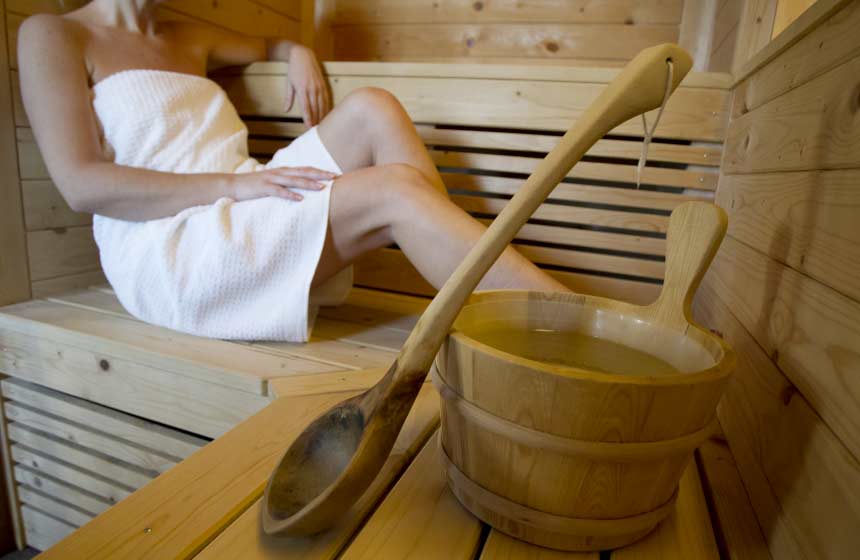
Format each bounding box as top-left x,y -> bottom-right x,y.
693,4 -> 860,558
322,0 -> 683,64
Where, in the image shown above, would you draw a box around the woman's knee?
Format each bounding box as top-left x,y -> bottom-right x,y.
341,87 -> 407,128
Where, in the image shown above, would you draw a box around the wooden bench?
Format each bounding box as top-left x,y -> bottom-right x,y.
0,62 -> 765,555
25,367 -> 761,559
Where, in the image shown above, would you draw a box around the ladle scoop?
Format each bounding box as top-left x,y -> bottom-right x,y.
262,43 -> 693,536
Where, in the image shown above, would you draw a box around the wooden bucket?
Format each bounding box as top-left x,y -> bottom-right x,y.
433,202 -> 735,551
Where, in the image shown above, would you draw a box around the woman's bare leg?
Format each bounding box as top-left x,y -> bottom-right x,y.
312,164 -> 568,293
316,87 -> 447,194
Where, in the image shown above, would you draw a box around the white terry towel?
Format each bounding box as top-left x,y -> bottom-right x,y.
90,69 -> 352,342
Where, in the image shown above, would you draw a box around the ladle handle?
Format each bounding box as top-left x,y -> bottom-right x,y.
394,43 -> 694,383
647,202 -> 727,331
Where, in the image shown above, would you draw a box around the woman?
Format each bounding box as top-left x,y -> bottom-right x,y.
18,0 -> 567,342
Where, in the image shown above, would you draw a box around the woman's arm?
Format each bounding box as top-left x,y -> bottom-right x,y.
18,15 -> 334,222
189,24 -> 332,126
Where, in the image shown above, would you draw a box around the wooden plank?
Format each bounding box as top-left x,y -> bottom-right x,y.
716,169 -> 860,302
708,1 -> 742,73
31,269 -> 107,299
442,174 -> 709,213
26,226 -> 99,282
0,375 -> 25,549
161,0 -> 300,38
7,424 -> 152,490
613,461 -> 719,559
731,0 -> 778,74
480,529 -> 598,559
11,446 -> 132,506
0,0 -> 30,306
724,52 -> 860,175
4,402 -> 178,475
16,487 -> 93,527
0,296 -> 333,395
733,0 -> 849,84
267,367 -> 388,399
36,386 -> 438,559
22,179 -> 90,230
1,378 -> 206,460
430,151 -> 717,191
340,434 -> 482,560
16,127 -> 48,179
222,72 -> 729,141
696,439 -> 772,560
708,236 -> 860,463
331,22 -> 678,62
195,387 -> 439,560
514,244 -> 664,280
451,195 -> 670,234
311,317 -> 410,353
332,0 -> 683,25
20,505 -> 75,552
14,465 -> 112,517
693,280 -> 860,560
772,0 -> 818,39
0,327 -> 269,439
738,0 -> 860,113
354,247 -> 662,305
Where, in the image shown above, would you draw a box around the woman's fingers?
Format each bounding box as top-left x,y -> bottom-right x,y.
316,90 -> 328,122
267,182 -> 303,201
302,90 -> 314,127
272,166 -> 337,180
285,84 -> 296,113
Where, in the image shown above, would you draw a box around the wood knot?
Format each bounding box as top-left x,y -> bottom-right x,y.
472,1 -> 483,11
99,358 -> 110,371
708,328 -> 724,339
545,41 -> 559,53
33,477 -> 42,488
624,17 -> 634,25
465,37 -> 476,48
781,385 -> 796,406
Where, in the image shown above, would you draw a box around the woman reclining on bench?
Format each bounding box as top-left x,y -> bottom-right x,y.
17,0 -> 568,342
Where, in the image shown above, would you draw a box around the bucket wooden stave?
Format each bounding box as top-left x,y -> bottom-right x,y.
433,202 -> 735,551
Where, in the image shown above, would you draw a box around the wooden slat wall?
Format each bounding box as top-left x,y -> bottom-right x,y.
3,0 -> 304,298
693,1 -> 860,558
226,62 -> 729,303
320,0 -> 683,65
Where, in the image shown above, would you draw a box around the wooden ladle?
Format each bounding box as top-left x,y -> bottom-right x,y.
262,43 -> 693,536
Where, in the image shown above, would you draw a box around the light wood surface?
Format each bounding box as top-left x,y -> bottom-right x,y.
737,0 -> 860,114
693,281 -> 860,560
0,0 -> 30,307
731,0 -> 778,74
13,466 -> 112,517
696,439 -> 772,559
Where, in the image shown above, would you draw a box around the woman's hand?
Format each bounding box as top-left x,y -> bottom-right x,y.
285,45 -> 331,127
229,167 -> 338,202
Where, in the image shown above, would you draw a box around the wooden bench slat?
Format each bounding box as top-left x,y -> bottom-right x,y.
4,403 -> 176,475
8,425 -> 152,490
31,270 -> 107,299
480,530 -> 598,559
246,121 -> 722,167
195,386 -> 439,560
35,386 -> 438,559
20,506 -> 75,552
11,446 -> 132,506
0,328 -> 269,438
17,486 -> 93,528
340,434 -> 483,560
14,465 -> 112,518
612,462 -> 719,559
696,440 -> 772,559
267,367 -> 388,399
1,378 -> 207,459
222,73 -> 729,141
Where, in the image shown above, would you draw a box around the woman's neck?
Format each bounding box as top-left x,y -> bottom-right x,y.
88,0 -> 159,33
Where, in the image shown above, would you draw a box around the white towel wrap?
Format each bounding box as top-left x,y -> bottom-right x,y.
91,69 -> 352,342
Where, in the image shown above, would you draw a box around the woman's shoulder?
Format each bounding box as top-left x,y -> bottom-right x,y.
18,12 -> 87,55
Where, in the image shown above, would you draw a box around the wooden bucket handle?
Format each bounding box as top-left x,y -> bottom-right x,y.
646,201 -> 728,331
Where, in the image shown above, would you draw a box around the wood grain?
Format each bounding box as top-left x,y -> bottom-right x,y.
696,439 -> 772,560
731,0 -> 778,74
332,0 -> 683,25
693,280 -> 860,560
22,179 -> 91,231
738,0 -> 860,113
716,169 -> 860,302
479,529 -> 597,559
707,236 -> 860,463
723,52 -> 860,174
14,465 -> 112,517
20,505 -> 74,552
339,434 -> 483,559
26,227 -> 99,282
0,0 -> 30,306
